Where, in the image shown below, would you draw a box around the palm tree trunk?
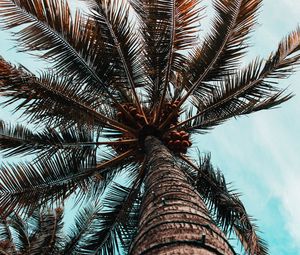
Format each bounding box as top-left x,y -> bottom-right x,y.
130,136 -> 235,255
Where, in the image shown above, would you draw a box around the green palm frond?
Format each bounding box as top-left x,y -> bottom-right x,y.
180,154 -> 268,255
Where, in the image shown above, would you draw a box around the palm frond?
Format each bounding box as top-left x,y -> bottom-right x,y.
180,154 -> 268,255
177,28 -> 300,131
175,0 -> 202,52
90,0 -> 148,117
0,219 -> 15,254
122,191 -> 141,254
0,0 -> 138,121
0,208 -> 66,255
77,180 -> 142,255
0,59 -> 136,134
133,0 -> 174,105
0,0 -> 117,96
15,0 -> 143,119
0,1 -> 298,254
82,154 -> 139,206
29,208 -> 64,255
62,203 -> 102,255
155,0 -> 177,120
0,120 -> 97,159
0,144 -> 139,217
184,0 -> 262,100
0,220 -> 11,242
156,0 -> 202,121
0,152 -> 95,217
64,184 -> 139,254
7,214 -> 30,253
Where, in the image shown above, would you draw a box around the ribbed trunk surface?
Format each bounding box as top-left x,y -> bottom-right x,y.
130,136 -> 235,255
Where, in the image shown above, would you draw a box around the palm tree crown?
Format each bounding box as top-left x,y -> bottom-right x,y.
0,0 -> 299,254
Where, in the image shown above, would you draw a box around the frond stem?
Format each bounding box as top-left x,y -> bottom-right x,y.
101,4 -> 148,124
173,64 -> 279,130
155,0 -> 176,124
178,0 -> 243,107
6,0 -> 132,131
160,0 -> 243,129
62,139 -> 138,147
2,149 -> 135,196
26,77 -> 137,135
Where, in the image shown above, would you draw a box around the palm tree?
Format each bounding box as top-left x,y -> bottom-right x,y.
0,0 -> 299,254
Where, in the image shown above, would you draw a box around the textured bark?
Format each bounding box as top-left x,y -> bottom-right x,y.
130,136 -> 235,255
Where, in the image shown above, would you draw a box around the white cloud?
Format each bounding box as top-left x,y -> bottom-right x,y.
252,112 -> 300,247
248,1 -> 300,249
281,0 -> 300,16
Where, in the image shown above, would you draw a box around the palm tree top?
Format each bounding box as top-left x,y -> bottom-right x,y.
0,0 -> 299,254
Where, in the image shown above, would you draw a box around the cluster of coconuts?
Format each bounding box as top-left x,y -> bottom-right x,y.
113,100 -> 191,154
0,240 -> 10,250
164,130 -> 192,154
116,100 -> 181,128
161,100 -> 181,126
116,103 -> 147,126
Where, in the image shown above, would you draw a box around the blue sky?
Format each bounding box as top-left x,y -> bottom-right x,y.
196,0 -> 300,254
0,0 -> 300,254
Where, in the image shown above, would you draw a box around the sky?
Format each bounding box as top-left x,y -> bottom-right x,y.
0,0 -> 300,254
196,0 -> 300,254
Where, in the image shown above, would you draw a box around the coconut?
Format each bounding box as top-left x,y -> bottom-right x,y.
174,140 -> 181,148
181,147 -> 187,154
130,107 -> 137,115
182,133 -> 189,140
179,130 -> 186,136
168,140 -> 174,148
182,140 -> 190,148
